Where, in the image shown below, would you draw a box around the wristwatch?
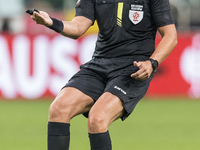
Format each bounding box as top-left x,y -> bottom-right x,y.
148,58 -> 159,72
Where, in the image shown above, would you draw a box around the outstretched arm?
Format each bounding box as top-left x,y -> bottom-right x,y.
131,24 -> 178,81
31,10 -> 93,39
61,16 -> 93,39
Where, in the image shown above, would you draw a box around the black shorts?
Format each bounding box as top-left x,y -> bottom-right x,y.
63,56 -> 153,121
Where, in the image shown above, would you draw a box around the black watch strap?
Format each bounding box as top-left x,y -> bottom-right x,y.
148,58 -> 159,72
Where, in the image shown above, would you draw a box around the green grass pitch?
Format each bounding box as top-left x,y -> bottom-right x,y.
0,98 -> 200,150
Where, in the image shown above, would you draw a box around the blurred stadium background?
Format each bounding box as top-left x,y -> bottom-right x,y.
0,0 -> 200,149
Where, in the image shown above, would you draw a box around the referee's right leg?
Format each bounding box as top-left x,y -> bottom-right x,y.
48,87 -> 94,150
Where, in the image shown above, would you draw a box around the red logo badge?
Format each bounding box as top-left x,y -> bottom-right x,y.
133,12 -> 139,21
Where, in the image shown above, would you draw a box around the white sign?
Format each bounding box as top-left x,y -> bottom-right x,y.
0,34 -> 97,99
180,34 -> 200,98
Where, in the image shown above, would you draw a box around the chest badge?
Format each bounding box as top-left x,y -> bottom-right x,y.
129,4 -> 144,24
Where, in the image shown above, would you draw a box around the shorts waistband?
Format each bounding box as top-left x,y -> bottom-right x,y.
92,55 -> 149,60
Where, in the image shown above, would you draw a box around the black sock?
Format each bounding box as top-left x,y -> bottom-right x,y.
89,131 -> 112,150
48,122 -> 70,150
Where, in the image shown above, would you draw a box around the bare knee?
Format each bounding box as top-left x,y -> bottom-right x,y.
49,97 -> 72,123
49,88 -> 94,123
88,112 -> 109,133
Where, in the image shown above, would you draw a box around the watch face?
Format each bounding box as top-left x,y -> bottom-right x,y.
149,59 -> 158,69
153,60 -> 158,68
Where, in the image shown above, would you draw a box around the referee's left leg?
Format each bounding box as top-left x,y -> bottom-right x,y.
88,92 -> 124,150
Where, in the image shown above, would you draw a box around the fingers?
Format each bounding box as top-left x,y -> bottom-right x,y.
28,10 -> 52,26
131,69 -> 148,81
131,61 -> 143,79
31,11 -> 40,20
26,8 -> 42,23
31,12 -> 46,24
131,70 -> 149,81
131,61 -> 152,81
133,61 -> 140,68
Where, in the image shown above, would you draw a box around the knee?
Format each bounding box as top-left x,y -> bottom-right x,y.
88,112 -> 108,133
49,98 -> 71,123
49,100 -> 62,119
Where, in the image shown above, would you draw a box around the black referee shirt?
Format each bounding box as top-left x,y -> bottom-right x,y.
75,0 -> 174,58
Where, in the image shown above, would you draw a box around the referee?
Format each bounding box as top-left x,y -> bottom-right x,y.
28,0 -> 177,149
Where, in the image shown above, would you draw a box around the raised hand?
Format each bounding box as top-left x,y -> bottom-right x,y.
26,9 -> 53,27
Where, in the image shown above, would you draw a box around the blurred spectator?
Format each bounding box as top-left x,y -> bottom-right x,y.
170,0 -> 200,31
170,0 -> 191,31
188,0 -> 200,30
48,0 -> 64,10
63,0 -> 76,10
0,0 -> 25,34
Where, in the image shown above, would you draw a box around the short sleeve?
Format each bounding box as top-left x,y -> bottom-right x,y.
75,0 -> 95,23
150,0 -> 174,28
